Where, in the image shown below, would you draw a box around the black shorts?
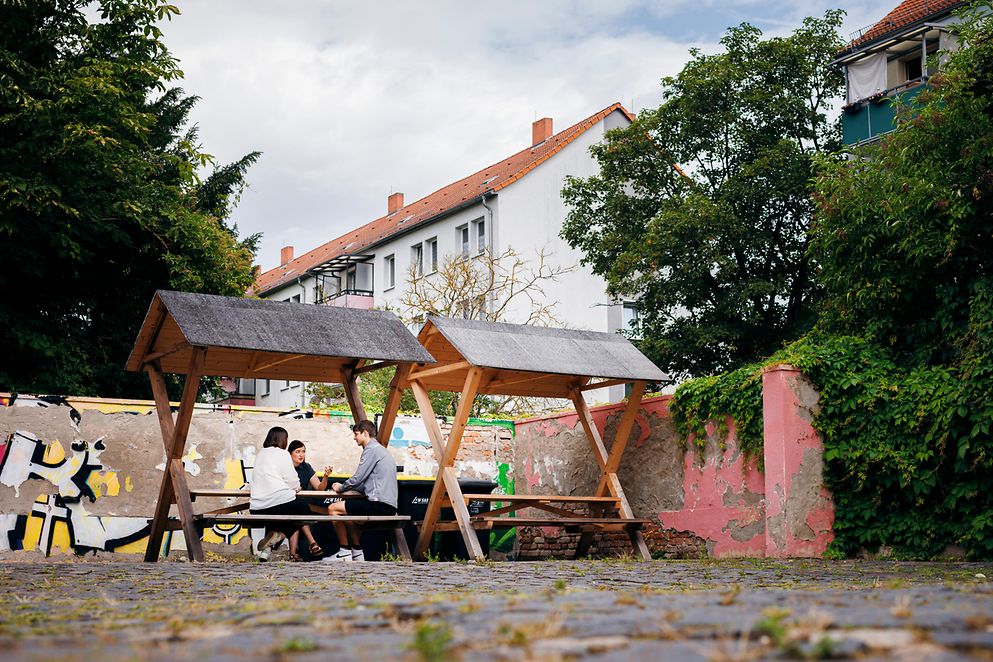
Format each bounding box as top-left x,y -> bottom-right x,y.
344,498 -> 397,516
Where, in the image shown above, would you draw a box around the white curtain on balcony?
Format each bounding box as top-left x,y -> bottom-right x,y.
847,52 -> 887,104
939,30 -> 960,67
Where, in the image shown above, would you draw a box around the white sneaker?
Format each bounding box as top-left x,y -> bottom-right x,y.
351,549 -> 365,562
258,546 -> 271,562
324,549 -> 352,563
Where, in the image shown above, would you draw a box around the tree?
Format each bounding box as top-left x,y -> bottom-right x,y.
399,246 -> 575,327
561,12 -> 845,380
0,0 -> 260,398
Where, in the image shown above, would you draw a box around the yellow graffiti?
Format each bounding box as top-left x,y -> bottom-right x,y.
202,525 -> 251,546
86,471 -> 120,499
125,475 -> 134,493
183,446 -> 203,464
223,459 -> 246,489
43,440 -> 66,464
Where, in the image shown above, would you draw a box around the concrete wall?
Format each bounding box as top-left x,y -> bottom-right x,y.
0,394 -> 514,558
512,365 -> 835,559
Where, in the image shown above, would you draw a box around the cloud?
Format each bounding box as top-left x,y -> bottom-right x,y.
159,1 -> 895,271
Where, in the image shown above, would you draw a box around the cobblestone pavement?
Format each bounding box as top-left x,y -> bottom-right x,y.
1,558 -> 991,661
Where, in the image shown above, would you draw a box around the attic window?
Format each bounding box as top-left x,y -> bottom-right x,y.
481,176 -> 497,185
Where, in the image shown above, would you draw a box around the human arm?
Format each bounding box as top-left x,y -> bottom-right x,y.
337,449 -> 379,494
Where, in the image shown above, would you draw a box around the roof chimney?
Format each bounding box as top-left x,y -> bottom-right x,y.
532,117 -> 553,146
388,192 -> 404,214
280,245 -> 294,266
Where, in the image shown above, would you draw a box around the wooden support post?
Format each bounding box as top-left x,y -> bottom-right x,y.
378,363 -> 411,448
144,363 -> 176,562
145,348 -> 207,562
340,364 -> 368,425
571,382 -> 651,561
410,368 -> 485,561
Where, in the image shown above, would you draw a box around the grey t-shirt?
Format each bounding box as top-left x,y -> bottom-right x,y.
339,440 -> 398,508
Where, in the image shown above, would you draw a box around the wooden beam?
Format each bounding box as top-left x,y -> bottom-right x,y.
340,365 -> 368,424
142,340 -> 190,365
407,360 -> 471,382
604,380 -> 646,474
408,381 -> 449,559
484,371 -> 560,390
442,366 -> 482,466
168,347 -> 207,562
579,378 -> 632,392
408,380 -> 447,462
250,353 -> 306,374
353,360 -> 397,376
570,389 -> 609,472
143,362 -> 177,562
378,363 -> 411,448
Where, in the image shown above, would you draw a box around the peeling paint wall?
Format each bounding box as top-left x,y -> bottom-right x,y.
513,366 -> 835,559
0,394 -> 513,558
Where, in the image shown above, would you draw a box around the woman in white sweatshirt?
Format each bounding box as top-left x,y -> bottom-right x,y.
249,426 -> 322,560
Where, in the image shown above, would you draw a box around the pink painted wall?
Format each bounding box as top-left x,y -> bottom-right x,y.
512,365 -> 834,558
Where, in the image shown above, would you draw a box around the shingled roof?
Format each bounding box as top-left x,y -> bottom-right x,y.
843,0 -> 963,53
251,103 -> 634,297
126,290 -> 434,381
418,316 -> 667,397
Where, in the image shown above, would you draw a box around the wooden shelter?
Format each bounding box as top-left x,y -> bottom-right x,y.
401,316 -> 668,561
126,290 -> 435,562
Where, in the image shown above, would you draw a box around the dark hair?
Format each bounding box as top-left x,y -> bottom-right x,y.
351,420 -> 377,438
262,426 -> 288,449
287,439 -> 305,453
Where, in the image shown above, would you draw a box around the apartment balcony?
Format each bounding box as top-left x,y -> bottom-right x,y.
842,80 -> 926,146
317,289 -> 375,309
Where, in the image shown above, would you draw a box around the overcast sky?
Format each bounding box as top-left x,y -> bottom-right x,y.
159,1 -> 896,272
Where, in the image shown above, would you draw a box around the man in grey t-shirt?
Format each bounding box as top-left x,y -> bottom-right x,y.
326,419 -> 398,562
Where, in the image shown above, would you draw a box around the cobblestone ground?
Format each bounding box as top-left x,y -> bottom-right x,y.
1,557 -> 991,661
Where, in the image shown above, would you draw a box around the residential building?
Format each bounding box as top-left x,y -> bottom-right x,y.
835,0 -> 964,146
250,103 -> 639,408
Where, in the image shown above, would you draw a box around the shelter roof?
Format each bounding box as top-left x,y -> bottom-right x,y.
126,290 -> 434,381
413,316 -> 667,397
251,102 -> 634,296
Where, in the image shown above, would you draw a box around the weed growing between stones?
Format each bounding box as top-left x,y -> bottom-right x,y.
406,620 -> 454,662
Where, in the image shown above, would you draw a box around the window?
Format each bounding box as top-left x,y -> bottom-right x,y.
384,254 -> 395,290
904,55 -> 922,82
457,224 -> 470,257
426,237 -> 438,273
474,219 -> 486,254
262,379 -> 271,396
284,294 -> 301,303
345,267 -> 356,292
622,302 -> 641,338
411,243 -> 424,277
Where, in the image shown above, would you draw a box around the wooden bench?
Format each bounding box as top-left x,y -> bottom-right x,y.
454,493 -> 650,555
188,489 -> 412,561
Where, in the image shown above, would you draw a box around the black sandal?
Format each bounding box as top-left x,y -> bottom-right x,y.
309,541 -> 323,557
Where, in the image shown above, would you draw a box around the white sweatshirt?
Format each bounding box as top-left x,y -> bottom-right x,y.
249,446 -> 299,510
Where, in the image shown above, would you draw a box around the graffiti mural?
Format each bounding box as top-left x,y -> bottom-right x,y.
1,393 -> 516,558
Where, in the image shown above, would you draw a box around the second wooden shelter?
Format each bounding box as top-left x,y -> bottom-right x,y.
398,316 -> 668,561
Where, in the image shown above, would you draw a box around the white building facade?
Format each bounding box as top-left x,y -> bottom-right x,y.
253,104 -> 641,408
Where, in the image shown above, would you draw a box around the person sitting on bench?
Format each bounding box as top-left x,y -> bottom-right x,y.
325,419 -> 398,562
249,426 -> 323,561
286,439 -> 332,561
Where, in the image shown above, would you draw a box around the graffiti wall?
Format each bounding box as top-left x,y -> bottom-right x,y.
512,365 -> 834,559
0,394 -> 514,558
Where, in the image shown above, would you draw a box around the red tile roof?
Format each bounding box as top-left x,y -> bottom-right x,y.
250,102 -> 634,296
846,0 -> 962,51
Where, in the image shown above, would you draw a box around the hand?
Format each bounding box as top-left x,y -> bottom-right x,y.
323,466 -> 333,478
331,482 -> 343,493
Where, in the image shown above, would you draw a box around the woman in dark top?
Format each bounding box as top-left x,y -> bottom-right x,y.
287,440 -> 332,560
